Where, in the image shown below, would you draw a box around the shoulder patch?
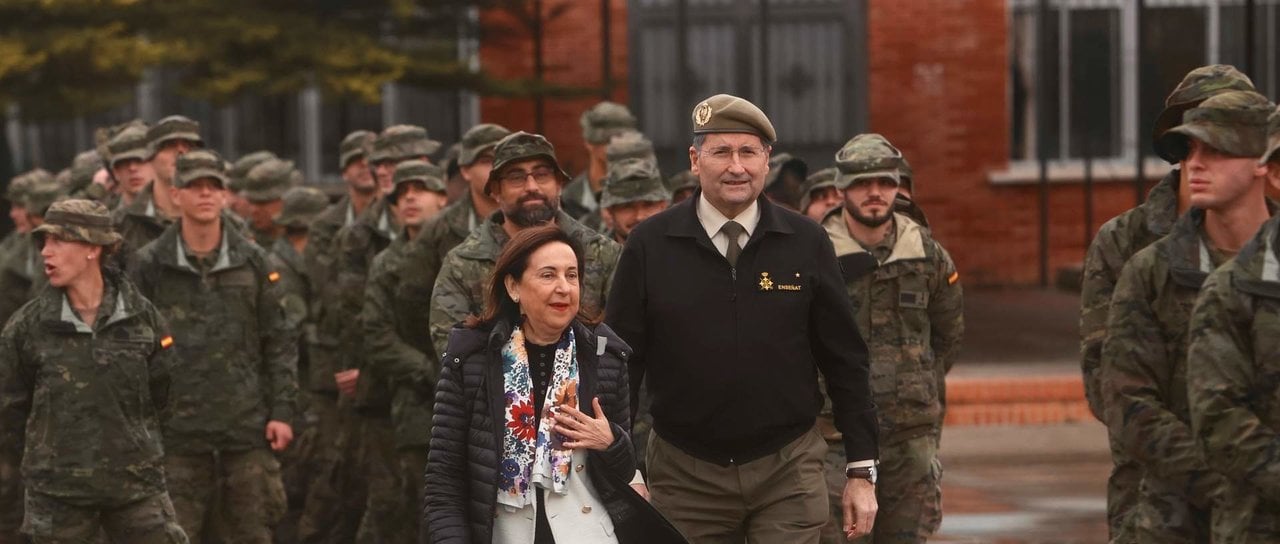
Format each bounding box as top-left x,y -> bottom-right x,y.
948,271 -> 959,285
268,271 -> 281,283
160,336 -> 175,349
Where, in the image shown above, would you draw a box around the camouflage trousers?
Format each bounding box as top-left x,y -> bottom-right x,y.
354,416 -> 419,544
1210,490 -> 1280,544
296,398 -> 365,544
21,491 -> 187,544
1,452 -> 23,543
165,449 -> 287,544
821,434 -> 942,544
276,392 -> 320,544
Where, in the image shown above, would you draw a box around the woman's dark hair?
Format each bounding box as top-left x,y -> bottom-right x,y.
465,224 -> 597,328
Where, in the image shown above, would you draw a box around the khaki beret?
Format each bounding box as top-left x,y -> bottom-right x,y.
691,94 -> 777,143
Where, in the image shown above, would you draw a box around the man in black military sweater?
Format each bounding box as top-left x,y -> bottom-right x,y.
606,93 -> 879,543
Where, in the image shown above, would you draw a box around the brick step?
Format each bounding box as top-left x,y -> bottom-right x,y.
944,375 -> 1092,427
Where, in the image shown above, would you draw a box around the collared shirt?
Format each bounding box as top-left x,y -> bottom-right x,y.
696,193 -> 760,257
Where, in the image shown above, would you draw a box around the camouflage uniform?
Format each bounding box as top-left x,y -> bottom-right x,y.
0,178 -> 64,328
267,186 -> 329,541
1104,90 -> 1273,543
357,162 -> 449,543
1078,64 -> 1255,540
243,158 -> 297,248
819,135 -> 963,544
131,151 -> 297,544
63,149 -> 103,201
1187,213 -> 1280,542
800,167 -> 838,216
0,200 -> 187,543
296,130 -> 373,544
428,131 -> 623,358
562,101 -> 638,221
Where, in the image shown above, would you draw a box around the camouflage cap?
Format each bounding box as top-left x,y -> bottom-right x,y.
691,94 -> 777,143
602,158 -> 670,209
106,124 -> 151,169
833,133 -> 904,190
764,152 -> 796,189
486,131 -> 571,194
274,186 -> 330,228
146,115 -> 203,158
7,168 -> 54,205
339,130 -> 376,169
228,151 -> 278,193
799,167 -> 838,212
898,156 -> 915,193
389,160 -> 447,204
459,123 -> 512,166
666,169 -> 698,193
1154,65 -> 1257,162
24,179 -> 67,218
1160,90 -> 1274,161
370,125 -> 442,163
581,101 -> 638,144
97,119 -> 146,165
174,149 -> 229,189
1263,106 -> 1280,165
32,199 -> 121,247
605,131 -> 657,164
67,149 -> 102,193
243,158 -> 296,203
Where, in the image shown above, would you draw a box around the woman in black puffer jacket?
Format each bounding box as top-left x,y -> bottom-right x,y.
423,225 -> 685,544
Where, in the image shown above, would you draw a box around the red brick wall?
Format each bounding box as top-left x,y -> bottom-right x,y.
866,0 -> 1145,286
478,0 -> 629,177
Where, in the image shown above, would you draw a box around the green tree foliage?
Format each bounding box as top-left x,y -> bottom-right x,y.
0,0 -> 490,120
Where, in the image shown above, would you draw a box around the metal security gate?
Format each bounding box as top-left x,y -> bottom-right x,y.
627,0 -> 869,171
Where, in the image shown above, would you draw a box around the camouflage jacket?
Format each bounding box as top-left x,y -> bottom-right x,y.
1188,214 -> 1280,540
1080,171 -> 1180,420
302,193 -> 355,394
1102,208 -> 1229,512
363,232 -> 436,449
131,221 -> 298,454
0,233 -> 45,328
113,185 -> 173,271
821,209 -> 963,444
561,172 -> 600,220
429,210 -> 621,358
0,271 -> 174,505
415,192 -> 478,269
334,198 -> 396,415
269,238 -> 313,390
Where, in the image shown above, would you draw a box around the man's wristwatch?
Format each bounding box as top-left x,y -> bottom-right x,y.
846,464 -> 878,485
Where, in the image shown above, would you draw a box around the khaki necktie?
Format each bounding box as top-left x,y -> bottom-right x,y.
720,220 -> 746,267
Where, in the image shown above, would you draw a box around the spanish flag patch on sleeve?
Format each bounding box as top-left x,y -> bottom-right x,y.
948,271 -> 960,285
160,336 -> 175,349
268,271 -> 281,283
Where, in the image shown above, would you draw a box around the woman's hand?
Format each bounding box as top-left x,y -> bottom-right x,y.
554,397 -> 615,451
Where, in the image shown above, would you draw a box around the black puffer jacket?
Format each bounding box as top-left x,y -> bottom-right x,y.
423,318 -> 686,544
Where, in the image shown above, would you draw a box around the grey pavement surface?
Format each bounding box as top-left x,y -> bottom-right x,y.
930,287 -> 1110,543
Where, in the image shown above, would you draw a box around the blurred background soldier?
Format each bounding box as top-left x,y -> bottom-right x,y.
801,167 -> 841,223
242,158 -> 299,248
227,151 -> 279,224
562,101 -> 638,222
361,160 -> 449,543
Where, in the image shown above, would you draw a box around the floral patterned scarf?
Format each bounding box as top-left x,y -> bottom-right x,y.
497,324 -> 580,509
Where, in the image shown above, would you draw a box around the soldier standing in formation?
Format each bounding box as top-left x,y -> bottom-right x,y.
1103,89 -> 1277,542
130,149 -> 298,543
0,199 -> 187,543
1079,64 -> 1256,540
360,160 -> 449,543
1186,103 -> 1280,542
562,101 -> 639,229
